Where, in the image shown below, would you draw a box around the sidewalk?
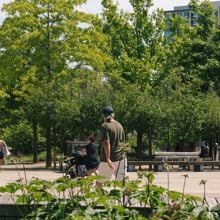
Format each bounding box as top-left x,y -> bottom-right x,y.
1,161 -> 60,170
1,162 -> 220,202
0,162 -> 64,189
0,163 -> 64,205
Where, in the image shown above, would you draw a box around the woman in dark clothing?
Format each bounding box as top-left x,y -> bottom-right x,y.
82,134 -> 99,176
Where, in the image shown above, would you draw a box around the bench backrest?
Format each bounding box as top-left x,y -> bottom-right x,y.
154,151 -> 200,161
155,152 -> 200,157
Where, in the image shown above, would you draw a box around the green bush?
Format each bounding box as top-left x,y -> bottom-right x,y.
37,151 -> 46,161
0,172 -> 210,219
2,121 -> 33,154
7,155 -> 33,163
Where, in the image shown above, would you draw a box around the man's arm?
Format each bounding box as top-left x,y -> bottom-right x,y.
103,139 -> 114,170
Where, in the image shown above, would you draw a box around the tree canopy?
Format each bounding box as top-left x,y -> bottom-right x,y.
0,0 -> 219,163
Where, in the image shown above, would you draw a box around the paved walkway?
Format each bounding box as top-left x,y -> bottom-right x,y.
1,162 -> 220,205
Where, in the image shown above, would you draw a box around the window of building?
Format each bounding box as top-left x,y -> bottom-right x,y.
191,12 -> 198,19
183,11 -> 189,19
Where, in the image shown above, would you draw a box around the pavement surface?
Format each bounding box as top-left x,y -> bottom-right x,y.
0,162 -> 220,205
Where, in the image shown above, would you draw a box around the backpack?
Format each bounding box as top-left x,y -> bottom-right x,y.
0,151 -> 4,159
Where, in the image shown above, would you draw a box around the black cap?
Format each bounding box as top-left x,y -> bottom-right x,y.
102,106 -> 114,117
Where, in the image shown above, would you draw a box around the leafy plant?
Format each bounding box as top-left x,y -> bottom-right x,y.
200,179 -> 207,205
0,171 -> 215,219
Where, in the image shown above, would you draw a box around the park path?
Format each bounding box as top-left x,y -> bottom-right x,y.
1,162 -> 220,206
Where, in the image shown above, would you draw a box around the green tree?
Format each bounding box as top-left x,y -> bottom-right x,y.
159,0 -> 219,149
2,121 -> 33,154
165,0 -> 220,93
189,0 -> 220,93
112,82 -> 164,160
102,0 -> 165,86
0,0 -> 109,166
101,0 -> 166,158
205,93 -> 220,145
0,87 -> 9,134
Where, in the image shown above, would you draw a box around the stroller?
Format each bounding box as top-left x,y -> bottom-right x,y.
64,151 -> 87,178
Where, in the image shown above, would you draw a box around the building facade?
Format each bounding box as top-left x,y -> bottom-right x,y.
164,1 -> 220,37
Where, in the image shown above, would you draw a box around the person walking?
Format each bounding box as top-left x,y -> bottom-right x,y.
0,140 -> 11,167
96,106 -> 126,186
81,134 -> 99,176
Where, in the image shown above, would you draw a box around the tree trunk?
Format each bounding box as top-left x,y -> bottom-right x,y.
45,4 -> 52,168
60,128 -> 66,155
147,127 -> 153,160
179,139 -> 187,152
32,121 -> 38,163
166,128 -> 170,151
136,131 -> 143,160
46,126 -> 52,168
147,127 -> 153,171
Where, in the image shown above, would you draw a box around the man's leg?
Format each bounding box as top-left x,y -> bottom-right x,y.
114,158 -> 127,181
96,162 -> 114,187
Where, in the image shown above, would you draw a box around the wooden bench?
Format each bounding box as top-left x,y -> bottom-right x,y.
154,151 -> 201,171
127,160 -> 165,172
154,151 -> 200,161
127,160 -> 220,172
127,151 -> 220,172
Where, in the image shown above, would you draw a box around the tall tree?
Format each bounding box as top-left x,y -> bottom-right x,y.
189,0 -> 220,92
165,0 -> 220,93
0,87 -> 9,134
0,0 -> 109,166
101,0 -> 166,157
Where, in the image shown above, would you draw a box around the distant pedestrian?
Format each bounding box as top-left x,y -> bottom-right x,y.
97,106 -> 126,186
215,142 -> 219,161
0,140 -> 11,166
81,134 -> 99,176
200,141 -> 209,158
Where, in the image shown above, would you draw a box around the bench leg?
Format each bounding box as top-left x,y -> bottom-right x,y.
127,164 -> 135,172
180,164 -> 188,170
154,164 -> 163,172
194,164 -> 204,171
139,164 -> 142,170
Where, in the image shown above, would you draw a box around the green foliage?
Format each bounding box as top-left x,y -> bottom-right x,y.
0,0 -> 112,164
101,0 -> 166,87
205,94 -> 220,137
0,0 -> 220,161
2,121 -> 33,154
37,151 -> 46,161
1,172 -> 218,219
192,205 -> 220,220
166,0 -> 220,93
7,155 -> 33,163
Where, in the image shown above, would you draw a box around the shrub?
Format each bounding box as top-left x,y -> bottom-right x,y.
0,172 -> 209,219
2,121 -> 32,154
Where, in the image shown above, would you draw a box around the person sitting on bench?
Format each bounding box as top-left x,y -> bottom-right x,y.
200,141 -> 209,158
